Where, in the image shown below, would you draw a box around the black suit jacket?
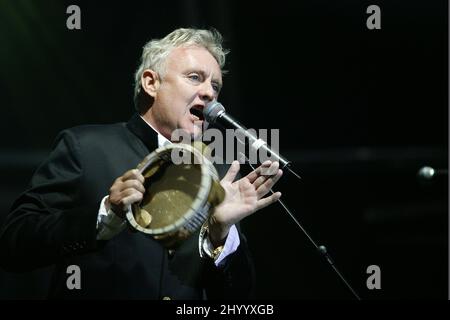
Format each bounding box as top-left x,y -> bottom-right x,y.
0,114 -> 255,299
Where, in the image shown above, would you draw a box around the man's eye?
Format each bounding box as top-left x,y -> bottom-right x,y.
188,74 -> 200,81
212,84 -> 220,92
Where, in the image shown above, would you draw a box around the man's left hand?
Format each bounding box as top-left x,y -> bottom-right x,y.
208,160 -> 283,247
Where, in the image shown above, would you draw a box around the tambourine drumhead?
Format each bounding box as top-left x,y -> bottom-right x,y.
126,143 -> 224,245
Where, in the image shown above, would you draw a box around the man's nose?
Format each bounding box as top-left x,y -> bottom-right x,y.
199,84 -> 215,102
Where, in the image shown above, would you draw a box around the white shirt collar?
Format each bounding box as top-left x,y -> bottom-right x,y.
139,115 -> 172,148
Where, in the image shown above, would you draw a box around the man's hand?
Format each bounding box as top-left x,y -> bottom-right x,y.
208,160 -> 283,247
106,169 -> 146,219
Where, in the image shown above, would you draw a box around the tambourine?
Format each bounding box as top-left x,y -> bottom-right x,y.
126,142 -> 225,248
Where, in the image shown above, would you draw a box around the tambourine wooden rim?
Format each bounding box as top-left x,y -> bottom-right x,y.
125,143 -> 221,236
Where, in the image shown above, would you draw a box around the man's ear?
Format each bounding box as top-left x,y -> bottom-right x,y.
141,69 -> 160,98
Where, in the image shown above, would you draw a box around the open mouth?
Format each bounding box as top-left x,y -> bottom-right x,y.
190,106 -> 204,121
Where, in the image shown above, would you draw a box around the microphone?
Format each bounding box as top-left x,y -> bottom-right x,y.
204,101 -> 301,179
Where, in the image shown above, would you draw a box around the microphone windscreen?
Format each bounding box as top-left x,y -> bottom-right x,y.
204,101 -> 225,123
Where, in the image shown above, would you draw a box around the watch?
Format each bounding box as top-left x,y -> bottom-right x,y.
199,223 -> 224,261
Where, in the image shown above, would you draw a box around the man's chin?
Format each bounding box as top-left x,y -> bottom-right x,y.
186,122 -> 204,138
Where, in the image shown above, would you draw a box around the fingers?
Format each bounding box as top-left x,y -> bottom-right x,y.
244,161 -> 283,200
260,161 -> 279,176
245,160 -> 272,183
256,191 -> 282,211
121,179 -> 146,194
109,169 -> 146,216
252,161 -> 280,189
256,169 -> 283,199
222,161 -> 240,183
110,170 -> 145,197
121,190 -> 144,207
120,169 -> 145,184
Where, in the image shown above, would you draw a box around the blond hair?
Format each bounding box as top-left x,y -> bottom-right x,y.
134,28 -> 228,113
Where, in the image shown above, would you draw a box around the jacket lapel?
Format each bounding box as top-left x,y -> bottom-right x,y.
126,113 -> 159,153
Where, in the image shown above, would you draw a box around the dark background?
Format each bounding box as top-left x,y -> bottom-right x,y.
0,0 -> 447,299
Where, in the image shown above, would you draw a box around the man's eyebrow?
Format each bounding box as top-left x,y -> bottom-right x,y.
187,69 -> 222,87
207,72 -> 223,88
213,81 -> 223,91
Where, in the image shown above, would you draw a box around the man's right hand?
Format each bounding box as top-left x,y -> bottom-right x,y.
106,169 -> 146,219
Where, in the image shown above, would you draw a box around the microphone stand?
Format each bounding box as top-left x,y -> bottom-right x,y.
244,155 -> 361,300
284,163 -> 302,180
